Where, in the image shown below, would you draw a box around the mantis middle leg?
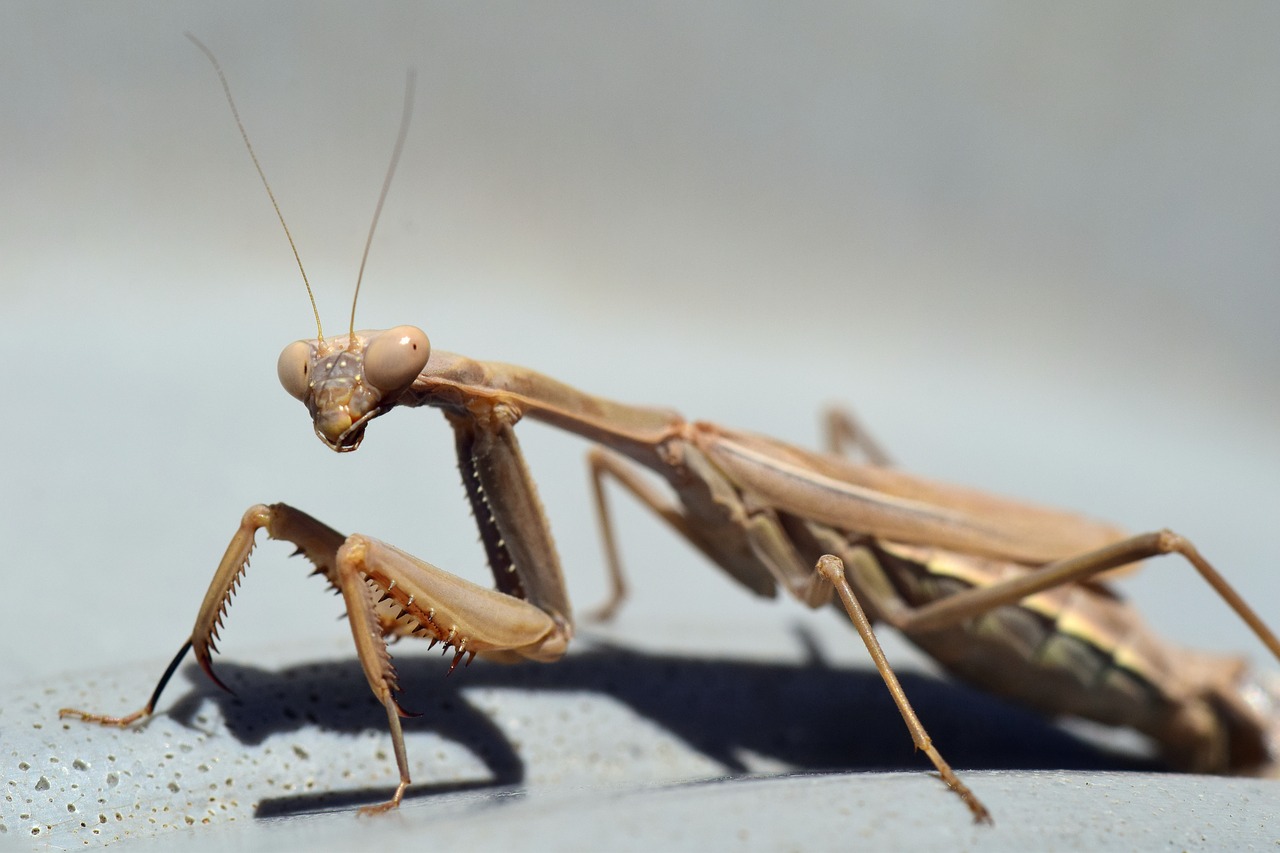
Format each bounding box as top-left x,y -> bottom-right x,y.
584,444 -> 993,822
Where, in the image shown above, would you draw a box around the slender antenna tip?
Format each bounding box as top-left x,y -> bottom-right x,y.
349,68 -> 417,343
188,33 -> 325,342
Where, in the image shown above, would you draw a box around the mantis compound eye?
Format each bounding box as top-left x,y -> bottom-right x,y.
363,325 -> 430,393
277,340 -> 314,401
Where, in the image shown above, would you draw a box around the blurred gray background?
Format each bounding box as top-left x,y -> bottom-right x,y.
2,3 -> 1279,846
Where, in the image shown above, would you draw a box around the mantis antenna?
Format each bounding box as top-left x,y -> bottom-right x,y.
185,33 -> 324,343
349,69 -> 416,343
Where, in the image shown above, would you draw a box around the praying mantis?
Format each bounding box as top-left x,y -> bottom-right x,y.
59,39 -> 1280,824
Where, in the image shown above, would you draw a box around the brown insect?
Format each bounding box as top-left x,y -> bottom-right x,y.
60,37 -> 1280,823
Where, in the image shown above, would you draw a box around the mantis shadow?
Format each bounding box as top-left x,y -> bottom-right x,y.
160,625 -> 1158,817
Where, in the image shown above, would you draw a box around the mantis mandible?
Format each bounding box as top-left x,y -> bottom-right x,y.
61,39 -> 1280,824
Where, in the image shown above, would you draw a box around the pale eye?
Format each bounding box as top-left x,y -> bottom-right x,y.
277,340 -> 314,401
363,325 -> 430,392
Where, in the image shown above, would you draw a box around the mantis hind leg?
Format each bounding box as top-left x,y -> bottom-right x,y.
822,406 -> 893,465
887,530 -> 1280,665
831,530 -> 1280,777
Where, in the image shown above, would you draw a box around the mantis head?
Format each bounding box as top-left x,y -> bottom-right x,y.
189,35 -> 421,452
277,326 -> 430,452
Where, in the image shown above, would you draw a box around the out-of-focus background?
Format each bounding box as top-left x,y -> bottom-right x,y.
3,3 -> 1279,848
